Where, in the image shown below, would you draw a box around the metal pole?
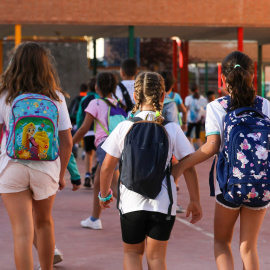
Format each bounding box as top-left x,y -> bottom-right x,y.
257,44 -> 262,96
93,38 -> 97,76
205,61 -> 208,95
262,65 -> 265,98
172,40 -> 178,91
15,24 -> 21,46
128,26 -> 134,58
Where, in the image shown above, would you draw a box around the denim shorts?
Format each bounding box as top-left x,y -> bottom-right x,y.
216,193 -> 270,210
96,142 -> 119,170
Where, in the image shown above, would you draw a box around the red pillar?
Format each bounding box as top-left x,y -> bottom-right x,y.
172,40 -> 178,92
238,27 -> 244,52
254,61 -> 258,93
180,41 -> 189,101
218,63 -> 222,97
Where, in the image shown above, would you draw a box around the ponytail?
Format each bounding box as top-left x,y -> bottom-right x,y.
222,51 -> 255,111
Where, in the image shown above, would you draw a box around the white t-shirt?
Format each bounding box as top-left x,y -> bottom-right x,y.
101,111 -> 194,216
205,96 -> 270,194
185,95 -> 207,123
0,91 -> 72,182
115,80 -> 135,106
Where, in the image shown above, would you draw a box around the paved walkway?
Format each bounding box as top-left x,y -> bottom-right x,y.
1,155 -> 270,270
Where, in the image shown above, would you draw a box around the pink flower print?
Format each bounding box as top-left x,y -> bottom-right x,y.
240,139 -> 251,150
255,145 -> 268,160
220,100 -> 228,109
250,163 -> 254,167
237,151 -> 249,168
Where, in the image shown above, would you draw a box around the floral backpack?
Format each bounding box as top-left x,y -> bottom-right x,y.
215,95 -> 270,206
6,93 -> 59,161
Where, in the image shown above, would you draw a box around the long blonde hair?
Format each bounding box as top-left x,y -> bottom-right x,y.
0,42 -> 69,105
21,122 -> 35,149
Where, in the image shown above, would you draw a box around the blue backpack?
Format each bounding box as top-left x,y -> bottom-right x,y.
6,93 -> 59,161
212,96 -> 270,206
94,98 -> 127,135
117,117 -> 173,218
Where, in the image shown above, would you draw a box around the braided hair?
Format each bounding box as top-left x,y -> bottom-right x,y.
132,72 -> 165,124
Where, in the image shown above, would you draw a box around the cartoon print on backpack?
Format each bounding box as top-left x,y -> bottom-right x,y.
6,93 -> 59,161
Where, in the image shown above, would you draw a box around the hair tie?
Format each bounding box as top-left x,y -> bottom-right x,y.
234,64 -> 241,68
155,111 -> 161,117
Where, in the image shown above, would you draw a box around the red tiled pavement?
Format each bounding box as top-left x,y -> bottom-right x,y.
1,155 -> 270,270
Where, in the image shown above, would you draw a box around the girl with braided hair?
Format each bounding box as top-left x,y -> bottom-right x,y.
99,71 -> 202,270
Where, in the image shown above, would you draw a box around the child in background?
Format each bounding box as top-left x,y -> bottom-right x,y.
99,72 -> 202,270
172,51 -> 270,270
163,71 -> 188,132
73,72 -> 125,230
0,42 -> 73,270
76,77 -> 99,187
116,58 -> 138,113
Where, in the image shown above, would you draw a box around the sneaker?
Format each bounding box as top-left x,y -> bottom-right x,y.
80,217 -> 102,230
176,205 -> 186,213
84,173 -> 91,187
53,247 -> 63,265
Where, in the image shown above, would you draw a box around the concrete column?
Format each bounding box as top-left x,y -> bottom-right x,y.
205,61 -> 208,95
93,39 -> 97,76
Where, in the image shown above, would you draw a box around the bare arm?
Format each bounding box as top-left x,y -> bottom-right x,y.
99,154 -> 119,209
183,166 -> 202,224
73,113 -> 94,145
172,134 -> 221,179
178,103 -> 187,131
59,129 -> 73,190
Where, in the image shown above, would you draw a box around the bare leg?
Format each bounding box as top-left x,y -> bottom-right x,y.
123,241 -> 145,270
2,190 -> 34,270
92,165 -> 102,219
214,202 -> 240,270
240,206 -> 267,270
32,194 -> 56,270
146,237 -> 168,270
111,169 -> 119,198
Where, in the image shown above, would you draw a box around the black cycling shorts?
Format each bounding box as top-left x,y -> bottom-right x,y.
83,135 -> 96,152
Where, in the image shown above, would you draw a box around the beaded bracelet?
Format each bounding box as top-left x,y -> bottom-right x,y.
98,189 -> 113,202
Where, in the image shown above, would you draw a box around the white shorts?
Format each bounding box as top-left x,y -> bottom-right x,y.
0,161 -> 59,200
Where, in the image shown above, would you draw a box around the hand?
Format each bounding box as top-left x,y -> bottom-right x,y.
99,197 -> 114,210
181,123 -> 187,132
72,184 -> 80,191
59,178 -> 66,190
171,163 -> 184,180
186,200 -> 202,224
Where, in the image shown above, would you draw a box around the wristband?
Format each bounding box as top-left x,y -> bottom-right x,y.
182,122 -> 187,125
98,189 -> 113,202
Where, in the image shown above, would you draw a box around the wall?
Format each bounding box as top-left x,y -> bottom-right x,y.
2,40 -> 90,105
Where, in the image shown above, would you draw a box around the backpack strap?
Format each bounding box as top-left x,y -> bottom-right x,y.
209,155 -> 217,197
165,161 -> 173,220
118,82 -> 134,112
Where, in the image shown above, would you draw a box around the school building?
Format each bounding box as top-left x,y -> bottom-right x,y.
1,0 -> 270,100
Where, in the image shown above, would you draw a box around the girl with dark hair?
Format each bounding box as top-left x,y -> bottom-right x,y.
73,72 -> 125,230
99,72 -> 202,270
0,42 -> 73,270
172,51 -> 270,270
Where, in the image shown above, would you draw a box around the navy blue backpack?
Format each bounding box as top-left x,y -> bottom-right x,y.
211,96 -> 270,206
117,117 -> 173,218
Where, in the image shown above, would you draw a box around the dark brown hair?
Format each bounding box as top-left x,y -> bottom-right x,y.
160,70 -> 176,93
132,72 -> 165,124
121,58 -> 137,77
96,72 -> 125,109
222,51 -> 255,110
0,42 -> 68,104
